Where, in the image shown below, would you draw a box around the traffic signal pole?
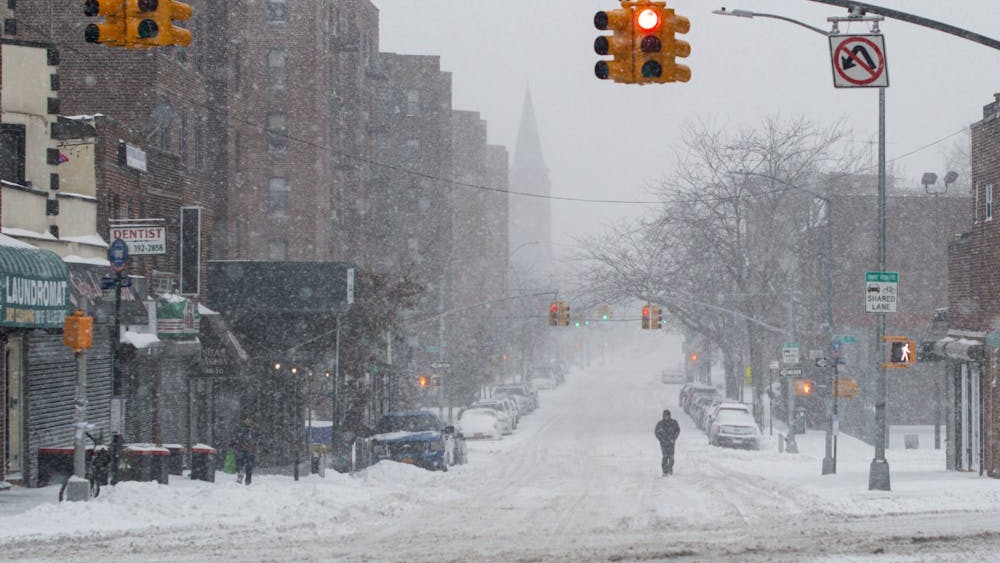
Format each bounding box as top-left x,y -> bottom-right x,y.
869,86 -> 891,490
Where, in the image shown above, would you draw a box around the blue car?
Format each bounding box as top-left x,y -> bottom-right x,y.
369,411 -> 464,471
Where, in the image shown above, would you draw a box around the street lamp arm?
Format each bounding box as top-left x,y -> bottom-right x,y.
713,8 -> 829,36
803,0 -> 1000,51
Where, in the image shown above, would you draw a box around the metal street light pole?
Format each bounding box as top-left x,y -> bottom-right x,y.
738,171 -> 837,472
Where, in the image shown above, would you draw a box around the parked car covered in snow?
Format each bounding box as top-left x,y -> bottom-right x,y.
458,407 -> 505,440
369,411 -> 465,471
708,409 -> 760,450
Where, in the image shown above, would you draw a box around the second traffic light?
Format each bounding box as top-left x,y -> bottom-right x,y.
558,301 -> 571,326
549,301 -> 570,326
126,0 -> 193,47
641,304 -> 662,329
84,0 -> 127,46
642,5 -> 691,83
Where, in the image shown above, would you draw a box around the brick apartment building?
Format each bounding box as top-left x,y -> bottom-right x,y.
2,1 -> 512,479
939,92 -> 1000,477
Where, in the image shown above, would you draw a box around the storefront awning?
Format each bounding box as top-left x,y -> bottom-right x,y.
933,336 -> 985,362
0,243 -> 70,329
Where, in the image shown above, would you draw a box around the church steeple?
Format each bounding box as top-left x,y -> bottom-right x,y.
509,88 -> 553,281
511,90 -> 549,184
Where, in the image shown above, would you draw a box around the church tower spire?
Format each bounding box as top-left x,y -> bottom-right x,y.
509,88 -> 553,281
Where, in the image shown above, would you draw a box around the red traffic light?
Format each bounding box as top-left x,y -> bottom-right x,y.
636,7 -> 660,32
689,353 -> 699,362
642,306 -> 650,316
418,375 -> 429,388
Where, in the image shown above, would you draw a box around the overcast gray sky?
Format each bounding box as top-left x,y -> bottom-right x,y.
375,0 -> 1000,255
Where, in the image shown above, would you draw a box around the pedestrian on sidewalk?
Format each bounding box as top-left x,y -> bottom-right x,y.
655,409 -> 681,476
230,418 -> 262,485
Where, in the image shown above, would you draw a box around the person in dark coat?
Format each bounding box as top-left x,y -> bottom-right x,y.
654,409 -> 681,476
230,418 -> 261,485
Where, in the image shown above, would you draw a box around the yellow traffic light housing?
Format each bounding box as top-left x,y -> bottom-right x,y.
594,1 -> 689,85
84,0 -> 127,47
660,7 -> 691,82
594,5 -> 634,83
650,306 -> 663,329
883,336 -> 917,368
125,0 -> 192,48
63,310 -> 94,352
557,301 -> 571,326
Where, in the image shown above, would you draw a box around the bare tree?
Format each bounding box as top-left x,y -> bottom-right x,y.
580,115 -> 865,422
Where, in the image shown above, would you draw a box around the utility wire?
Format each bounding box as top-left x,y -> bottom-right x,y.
24,20 -> 973,208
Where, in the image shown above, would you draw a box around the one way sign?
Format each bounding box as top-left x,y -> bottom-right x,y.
829,34 -> 889,88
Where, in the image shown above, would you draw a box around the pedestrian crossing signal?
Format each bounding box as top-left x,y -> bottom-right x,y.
883,336 -> 916,368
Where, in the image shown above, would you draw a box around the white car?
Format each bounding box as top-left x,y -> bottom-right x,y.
705,401 -> 752,430
470,400 -> 515,434
458,408 -> 504,440
708,409 -> 761,449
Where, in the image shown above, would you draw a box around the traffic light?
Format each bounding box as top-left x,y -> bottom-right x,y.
84,0 -> 127,47
793,378 -> 815,397
650,306 -> 662,329
659,6 -> 691,82
634,4 -> 664,83
558,302 -> 571,326
593,4 -> 634,83
599,305 -> 612,321
641,305 -> 651,329
884,336 -> 917,368
418,375 -> 430,388
689,352 -> 698,363
125,0 -> 192,48
549,302 -> 559,326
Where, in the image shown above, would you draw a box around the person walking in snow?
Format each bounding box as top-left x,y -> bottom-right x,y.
654,409 -> 681,476
230,418 -> 262,485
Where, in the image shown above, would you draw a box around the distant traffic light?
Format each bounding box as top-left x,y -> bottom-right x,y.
689,352 -> 698,363
84,0 -> 127,46
593,4 -> 633,83
549,302 -> 559,326
418,375 -> 430,388
884,336 -> 916,368
641,305 -> 651,329
558,301 -> 571,326
793,378 -> 815,396
650,306 -> 663,329
125,0 -> 192,48
599,305 -> 612,321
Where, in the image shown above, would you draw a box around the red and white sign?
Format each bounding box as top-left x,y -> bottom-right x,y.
110,224 -> 166,255
829,34 -> 888,88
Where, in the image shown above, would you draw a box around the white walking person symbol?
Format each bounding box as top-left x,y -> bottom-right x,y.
899,342 -> 911,363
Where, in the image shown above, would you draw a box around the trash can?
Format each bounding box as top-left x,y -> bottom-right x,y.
793,407 -> 807,434
122,444 -> 170,484
189,444 -> 217,482
163,444 -> 185,476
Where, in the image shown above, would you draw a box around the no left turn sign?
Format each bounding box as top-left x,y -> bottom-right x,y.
829,34 -> 888,88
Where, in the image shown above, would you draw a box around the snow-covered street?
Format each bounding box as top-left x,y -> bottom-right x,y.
4,347 -> 1000,562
